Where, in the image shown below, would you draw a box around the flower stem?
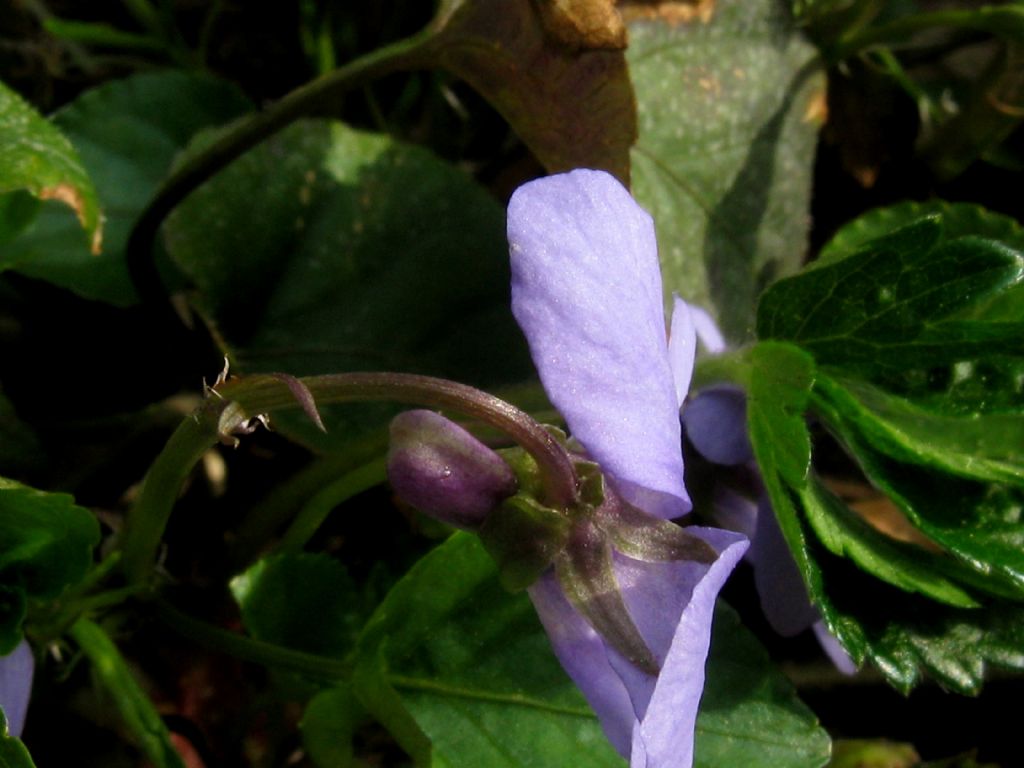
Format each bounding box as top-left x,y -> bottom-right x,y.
121,372 -> 579,587
155,600 -> 351,680
278,457 -> 388,552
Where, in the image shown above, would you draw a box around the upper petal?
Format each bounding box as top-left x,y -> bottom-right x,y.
0,639 -> 33,738
508,169 -> 689,518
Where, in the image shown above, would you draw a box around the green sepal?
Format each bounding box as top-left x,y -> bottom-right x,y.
478,494 -> 570,592
0,708 -> 36,767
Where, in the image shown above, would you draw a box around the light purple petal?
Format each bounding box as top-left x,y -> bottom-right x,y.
688,305 -> 726,354
667,297 -> 697,408
750,496 -> 818,636
529,529 -> 748,767
528,572 -> 636,756
709,485 -> 759,540
608,528 -> 748,768
508,169 -> 689,519
0,639 -> 33,738
812,621 -> 858,676
683,387 -> 753,466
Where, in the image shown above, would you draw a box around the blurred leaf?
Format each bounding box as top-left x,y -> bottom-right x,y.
0,709 -> 36,767
0,478 -> 99,653
165,119 -> 531,451
1,71 -> 251,305
301,685 -> 359,768
0,390 -> 43,479
626,0 -> 825,341
70,618 -> 186,768
758,218 -> 1023,373
230,552 -> 362,657
827,738 -> 918,768
354,533 -> 829,768
0,79 -> 101,253
0,193 -> 39,248
424,0 -> 635,183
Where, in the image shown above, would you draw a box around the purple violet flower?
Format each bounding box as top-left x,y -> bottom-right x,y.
0,639 -> 34,738
507,169 -> 748,767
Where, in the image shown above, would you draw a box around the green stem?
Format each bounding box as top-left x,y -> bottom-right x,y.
119,0 -> 164,38
120,399 -> 224,585
156,600 -> 350,680
279,457 -> 388,552
125,31 -> 430,307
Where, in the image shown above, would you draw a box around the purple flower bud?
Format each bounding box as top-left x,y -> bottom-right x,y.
387,410 -> 518,529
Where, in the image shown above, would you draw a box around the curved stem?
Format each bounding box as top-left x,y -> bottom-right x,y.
125,31 -> 430,306
156,600 -> 351,680
121,372 -> 579,586
278,457 -> 388,552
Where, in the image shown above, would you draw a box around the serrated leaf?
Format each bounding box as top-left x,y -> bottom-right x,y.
165,119 -> 531,452
627,0 -> 825,341
1,72 -> 251,305
798,476 -> 978,608
758,218 -> 1024,372
230,553 -> 362,657
815,373 -> 1023,486
0,79 -> 101,254
354,533 -> 829,768
0,478 -> 99,653
424,0 -> 635,183
812,541 -> 1024,695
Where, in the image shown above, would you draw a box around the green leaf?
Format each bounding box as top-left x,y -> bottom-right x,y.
798,476 -> 978,608
423,0 -> 635,183
354,533 -> 829,768
230,552 -> 362,657
1,71 -> 251,305
0,478 -> 99,653
746,342 -> 815,489
301,685 -> 359,768
757,217 -> 1024,372
815,373 -> 1023,486
627,0 -> 825,341
165,119 -> 531,451
0,79 -> 101,253
818,201 -> 1024,266
70,618 -> 186,768
0,709 -> 36,768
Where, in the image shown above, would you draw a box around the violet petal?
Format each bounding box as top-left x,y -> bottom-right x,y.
607,528 -> 748,768
750,496 -> 818,636
683,387 -> 753,466
508,169 -> 689,519
530,528 -> 748,768
688,305 -> 727,354
667,297 -> 697,408
0,639 -> 33,738
528,572 -> 636,756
